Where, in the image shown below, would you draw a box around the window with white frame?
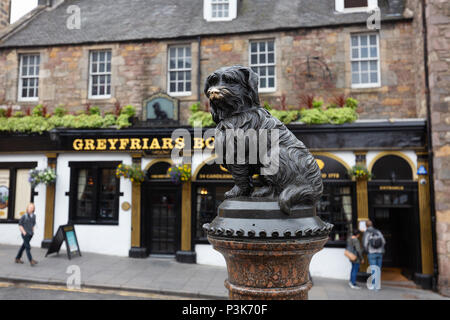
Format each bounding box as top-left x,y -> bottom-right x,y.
250,40 -> 276,91
204,0 -> 237,21
212,0 -> 229,18
168,46 -> 192,95
351,34 -> 380,88
89,50 -> 112,99
18,54 -> 40,101
336,0 -> 378,13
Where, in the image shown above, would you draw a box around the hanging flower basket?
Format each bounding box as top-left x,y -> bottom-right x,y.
116,164 -> 145,184
348,165 -> 373,181
29,168 -> 57,188
168,164 -> 191,184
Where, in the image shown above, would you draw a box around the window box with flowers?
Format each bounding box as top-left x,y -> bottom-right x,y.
115,164 -> 145,184
168,164 -> 191,184
348,165 -> 373,181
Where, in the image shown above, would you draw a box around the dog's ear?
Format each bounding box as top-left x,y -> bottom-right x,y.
239,67 -> 260,106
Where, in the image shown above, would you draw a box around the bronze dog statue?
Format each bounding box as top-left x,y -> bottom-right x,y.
204,65 -> 323,214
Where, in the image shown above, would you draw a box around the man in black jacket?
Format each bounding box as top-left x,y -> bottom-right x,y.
15,203 -> 38,266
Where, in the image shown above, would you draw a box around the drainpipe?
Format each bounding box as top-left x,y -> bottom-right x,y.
197,36 -> 202,101
421,0 -> 439,292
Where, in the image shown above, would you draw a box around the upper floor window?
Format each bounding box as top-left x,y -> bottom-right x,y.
250,39 -> 276,92
18,54 -> 40,101
336,0 -> 378,13
204,0 -> 237,22
351,33 -> 380,88
168,45 -> 192,96
89,50 -> 112,99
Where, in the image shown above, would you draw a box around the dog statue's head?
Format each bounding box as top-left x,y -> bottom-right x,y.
204,66 -> 260,123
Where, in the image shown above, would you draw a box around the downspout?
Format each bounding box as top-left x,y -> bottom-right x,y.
420,0 -> 439,291
197,36 -> 202,101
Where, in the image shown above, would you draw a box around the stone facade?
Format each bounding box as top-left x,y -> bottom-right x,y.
426,0 -> 450,297
0,0 -> 10,29
0,19 -> 424,122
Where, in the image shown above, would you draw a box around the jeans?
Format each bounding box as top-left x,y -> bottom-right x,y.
368,253 -> 383,288
350,262 -> 360,285
16,234 -> 33,262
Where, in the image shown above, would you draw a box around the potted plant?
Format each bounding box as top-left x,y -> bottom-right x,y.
116,164 -> 145,184
29,168 -> 57,188
167,164 -> 191,184
348,165 -> 373,181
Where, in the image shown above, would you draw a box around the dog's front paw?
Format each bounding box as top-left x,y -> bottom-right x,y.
251,186 -> 274,198
225,185 -> 251,198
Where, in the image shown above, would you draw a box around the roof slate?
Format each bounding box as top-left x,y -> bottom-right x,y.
0,0 -> 407,48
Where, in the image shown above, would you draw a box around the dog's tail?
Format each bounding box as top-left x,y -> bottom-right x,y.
278,153 -> 323,214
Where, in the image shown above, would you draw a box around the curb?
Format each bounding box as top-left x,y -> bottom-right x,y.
0,276 -> 228,300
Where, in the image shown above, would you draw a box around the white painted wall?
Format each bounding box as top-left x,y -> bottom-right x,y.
196,244 -> 352,280
0,154 -> 47,248
310,247 -> 352,280
53,153 -> 132,256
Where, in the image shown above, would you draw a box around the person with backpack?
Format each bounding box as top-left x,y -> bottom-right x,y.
346,229 -> 364,289
363,220 -> 386,290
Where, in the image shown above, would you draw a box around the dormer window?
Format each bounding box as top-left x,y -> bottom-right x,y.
204,0 -> 237,22
336,0 -> 378,13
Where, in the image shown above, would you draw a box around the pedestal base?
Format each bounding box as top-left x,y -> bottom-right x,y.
204,197 -> 332,300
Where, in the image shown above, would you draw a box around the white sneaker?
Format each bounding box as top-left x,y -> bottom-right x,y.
349,282 -> 361,289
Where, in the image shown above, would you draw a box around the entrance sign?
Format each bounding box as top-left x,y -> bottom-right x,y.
45,224 -> 82,260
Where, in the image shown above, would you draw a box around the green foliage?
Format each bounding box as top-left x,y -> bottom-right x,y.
312,100 -> 324,109
0,109 -> 6,118
324,107 -> 358,124
0,104 -> 136,134
188,102 -> 215,127
269,109 -> 300,125
53,106 -> 67,117
263,101 -> 272,111
299,108 -> 330,124
121,105 -> 136,118
88,106 -> 101,116
345,97 -> 358,110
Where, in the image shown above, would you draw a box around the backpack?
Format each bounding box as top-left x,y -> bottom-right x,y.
368,230 -> 383,249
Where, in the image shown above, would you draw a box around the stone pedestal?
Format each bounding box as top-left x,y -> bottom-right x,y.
204,198 -> 332,300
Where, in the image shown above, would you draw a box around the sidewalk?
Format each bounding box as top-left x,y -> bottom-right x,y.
0,245 -> 446,300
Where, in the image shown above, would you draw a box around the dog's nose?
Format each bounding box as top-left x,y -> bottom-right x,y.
207,87 -> 222,100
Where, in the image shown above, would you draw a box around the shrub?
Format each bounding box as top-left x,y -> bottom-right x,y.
53,106 -> 67,117
121,105 -> 136,118
188,102 -> 215,127
299,108 -> 329,124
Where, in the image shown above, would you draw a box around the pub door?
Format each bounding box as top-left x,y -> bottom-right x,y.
368,182 -> 421,278
142,183 -> 181,255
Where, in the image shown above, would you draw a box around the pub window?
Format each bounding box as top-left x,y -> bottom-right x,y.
250,39 -> 276,91
0,163 -> 37,223
18,54 -> 40,101
351,33 -> 380,88
194,185 -> 231,242
168,45 -> 192,96
89,50 -> 112,99
69,162 -> 121,225
316,182 -> 356,247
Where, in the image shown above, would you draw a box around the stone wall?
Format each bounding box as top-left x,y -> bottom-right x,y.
426,0 -> 450,297
0,0 -> 10,30
0,19 -> 421,122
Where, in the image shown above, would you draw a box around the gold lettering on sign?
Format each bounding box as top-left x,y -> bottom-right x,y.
73,139 -> 84,151
119,139 -> 130,150
84,139 -> 95,151
130,139 -> 142,150
205,137 -> 215,149
162,138 -> 174,150
194,138 -> 204,149
142,138 -> 150,150
379,186 -> 404,191
108,139 -> 119,150
175,137 -> 185,149
97,139 -> 107,150
150,138 -> 161,150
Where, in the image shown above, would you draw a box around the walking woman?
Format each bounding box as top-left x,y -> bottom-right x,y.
347,229 -> 364,289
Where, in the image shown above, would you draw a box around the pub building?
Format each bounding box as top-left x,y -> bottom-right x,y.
0,0 -> 439,289
0,119 -> 433,287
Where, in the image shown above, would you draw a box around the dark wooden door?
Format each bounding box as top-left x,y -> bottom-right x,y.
143,185 -> 180,255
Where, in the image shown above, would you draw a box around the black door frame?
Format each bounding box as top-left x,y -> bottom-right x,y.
368,180 -> 421,277
141,181 -> 182,256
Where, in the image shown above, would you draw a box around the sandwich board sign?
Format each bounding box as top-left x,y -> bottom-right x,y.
46,224 -> 81,260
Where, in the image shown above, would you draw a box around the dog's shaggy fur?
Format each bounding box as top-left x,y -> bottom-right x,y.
205,65 -> 323,214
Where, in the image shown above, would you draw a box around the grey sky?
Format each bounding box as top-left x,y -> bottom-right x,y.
11,0 -> 38,23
